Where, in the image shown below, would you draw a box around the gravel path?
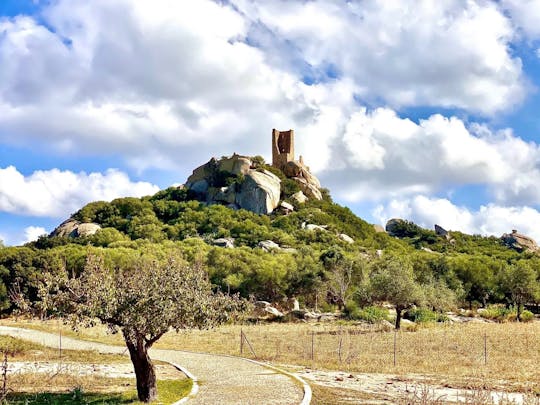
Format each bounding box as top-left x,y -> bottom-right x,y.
0,326 -> 306,404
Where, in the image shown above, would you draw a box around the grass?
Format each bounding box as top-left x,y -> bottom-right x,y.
0,335 -> 128,363
0,334 -> 192,404
6,379 -> 192,404
2,318 -> 539,393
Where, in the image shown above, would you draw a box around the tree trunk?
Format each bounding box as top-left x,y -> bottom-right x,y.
395,307 -> 402,330
516,304 -> 522,322
124,332 -> 157,403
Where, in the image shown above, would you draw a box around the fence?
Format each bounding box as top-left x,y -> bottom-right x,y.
232,323 -> 539,379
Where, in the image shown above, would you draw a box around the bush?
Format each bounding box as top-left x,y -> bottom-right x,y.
521,310 -> 535,322
479,305 -> 515,322
406,308 -> 448,323
345,302 -> 389,323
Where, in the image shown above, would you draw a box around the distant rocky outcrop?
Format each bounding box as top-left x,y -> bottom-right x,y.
434,224 -> 451,240
501,230 -> 539,252
258,240 -> 280,252
385,218 -> 406,236
185,154 -> 281,215
338,233 -> 354,244
434,224 -> 448,236
211,238 -> 235,249
51,219 -> 101,238
185,153 -> 322,215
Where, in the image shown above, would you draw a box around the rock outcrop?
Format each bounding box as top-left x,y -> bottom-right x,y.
291,191 -> 308,204
185,153 -> 323,214
279,201 -> 294,213
283,160 -> 323,200
434,224 -> 451,240
253,301 -> 284,319
338,233 -> 354,244
212,238 -> 235,249
501,230 -> 539,252
185,154 -> 281,215
303,223 -> 327,232
51,219 -> 101,238
236,170 -> 281,214
385,218 -> 406,236
258,240 -> 280,252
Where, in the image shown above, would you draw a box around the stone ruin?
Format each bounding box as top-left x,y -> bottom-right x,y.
272,128 -> 295,171
180,128 -> 324,215
271,128 -> 322,200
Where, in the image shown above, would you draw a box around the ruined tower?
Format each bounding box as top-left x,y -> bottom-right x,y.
272,128 -> 294,171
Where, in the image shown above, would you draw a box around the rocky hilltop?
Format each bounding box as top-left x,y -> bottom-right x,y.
501,230 -> 539,252
184,153 -> 322,215
51,218 -> 101,238
385,218 -> 539,254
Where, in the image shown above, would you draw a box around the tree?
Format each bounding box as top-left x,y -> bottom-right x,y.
500,262 -> 539,321
30,252 -> 246,402
367,256 -> 424,329
320,248 -> 355,310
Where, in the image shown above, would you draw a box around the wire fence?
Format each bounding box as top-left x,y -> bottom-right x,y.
235,323 -> 540,379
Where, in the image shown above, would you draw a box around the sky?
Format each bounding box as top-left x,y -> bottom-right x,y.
3,0 -> 540,245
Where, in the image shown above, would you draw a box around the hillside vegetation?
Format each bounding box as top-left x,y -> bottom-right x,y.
0,157 -> 539,322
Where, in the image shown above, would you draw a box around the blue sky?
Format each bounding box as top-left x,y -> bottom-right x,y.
3,0 -> 540,245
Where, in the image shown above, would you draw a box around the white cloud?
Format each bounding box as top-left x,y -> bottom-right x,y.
0,166 -> 159,217
0,0 -> 528,180
23,226 -> 46,243
502,0 -> 540,39
234,0 -> 524,114
0,0 -> 351,173
373,195 -> 540,242
321,107 -> 540,206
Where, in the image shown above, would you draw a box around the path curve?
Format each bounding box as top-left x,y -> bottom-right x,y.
0,326 -> 307,404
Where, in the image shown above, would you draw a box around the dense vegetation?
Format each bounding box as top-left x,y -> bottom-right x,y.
1,161 -> 539,324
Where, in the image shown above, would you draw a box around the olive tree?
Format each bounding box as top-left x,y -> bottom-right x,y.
30,253 -> 246,402
367,256 -> 424,329
500,262 -> 539,321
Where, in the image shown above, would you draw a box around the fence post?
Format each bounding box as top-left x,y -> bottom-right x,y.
393,330 -> 397,367
58,319 -> 62,362
243,332 -> 257,358
338,332 -> 343,364
240,328 -> 243,355
311,331 -> 315,361
484,332 -> 487,366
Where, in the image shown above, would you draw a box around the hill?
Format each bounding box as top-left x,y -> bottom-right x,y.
0,152 -> 538,321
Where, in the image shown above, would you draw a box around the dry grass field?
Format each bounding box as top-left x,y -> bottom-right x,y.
3,318 -> 538,395
0,334 -> 190,404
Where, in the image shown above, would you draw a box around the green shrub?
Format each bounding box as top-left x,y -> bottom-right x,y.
345,302 -> 389,323
406,308 -> 448,323
521,310 -> 534,322
479,305 -> 516,322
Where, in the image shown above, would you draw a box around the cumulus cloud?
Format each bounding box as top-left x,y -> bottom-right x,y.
320,107 -> 540,206
0,0 -> 351,173
0,166 -> 159,217
373,195 -> 540,242
502,0 -> 540,39
0,0 -> 528,179
234,0 -> 524,114
23,226 -> 47,243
